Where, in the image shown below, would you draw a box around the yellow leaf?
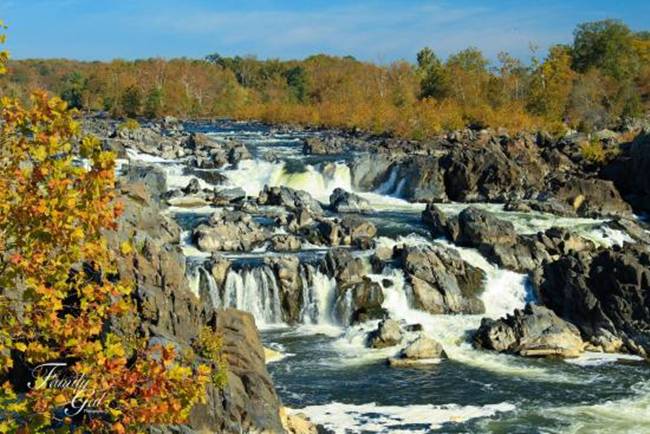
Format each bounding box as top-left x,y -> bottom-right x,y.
120,241 -> 133,255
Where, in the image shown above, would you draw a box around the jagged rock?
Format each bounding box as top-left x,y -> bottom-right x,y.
258,185 -> 323,215
334,278 -> 386,325
314,216 -> 377,247
504,199 -> 576,217
105,180 -> 286,433
456,207 -> 517,247
552,178 -> 632,218
182,178 -> 202,195
271,234 -> 302,252
421,203 -> 458,239
193,209 -> 269,252
212,187 -> 247,205
209,254 -> 231,288
397,245 -> 485,314
388,335 -> 447,367
329,188 -> 371,213
227,141 -> 252,164
474,304 -> 585,358
367,319 -> 403,348
265,256 -> 307,323
302,136 -> 346,155
320,249 -> 367,286
536,244 -> 650,357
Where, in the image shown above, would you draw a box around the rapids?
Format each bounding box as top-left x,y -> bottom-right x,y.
126,121 -> 647,433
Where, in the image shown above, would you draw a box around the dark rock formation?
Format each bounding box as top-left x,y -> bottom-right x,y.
193,210 -> 270,252
367,319 -> 403,348
329,188 -> 371,213
258,185 -> 323,215
535,244 -> 650,356
396,244 -> 486,314
474,304 -> 585,358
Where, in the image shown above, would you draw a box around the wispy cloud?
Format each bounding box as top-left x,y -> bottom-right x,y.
3,0 -> 649,62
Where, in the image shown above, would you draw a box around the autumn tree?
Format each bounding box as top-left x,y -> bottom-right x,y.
120,85 -> 142,118
527,45 -> 575,121
0,24 -> 215,432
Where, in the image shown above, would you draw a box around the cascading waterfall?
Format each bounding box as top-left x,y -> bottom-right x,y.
224,159 -> 353,201
300,270 -> 337,325
223,266 -> 283,326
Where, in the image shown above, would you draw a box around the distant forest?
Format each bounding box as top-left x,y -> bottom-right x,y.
2,19 -> 649,138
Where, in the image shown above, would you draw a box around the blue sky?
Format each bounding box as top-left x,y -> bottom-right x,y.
1,0 -> 648,63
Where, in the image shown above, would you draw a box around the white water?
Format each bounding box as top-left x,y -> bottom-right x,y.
222,267 -> 284,327
224,159 -> 352,202
290,401 -> 516,434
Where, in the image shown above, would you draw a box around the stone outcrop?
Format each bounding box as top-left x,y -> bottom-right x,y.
367,319 -> 403,348
396,244 -> 485,314
258,185 -> 323,215
193,209 -> 270,252
474,304 -> 585,358
388,335 -> 447,367
535,244 -> 650,356
107,177 -> 290,433
329,188 -> 371,213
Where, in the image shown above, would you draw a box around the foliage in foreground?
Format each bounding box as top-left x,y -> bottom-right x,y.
0,24 -> 218,432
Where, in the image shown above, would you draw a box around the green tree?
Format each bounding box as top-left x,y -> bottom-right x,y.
60,71 -> 87,109
120,85 -> 142,117
144,86 -> 164,118
572,19 -> 639,81
284,65 -> 309,102
416,47 -> 451,99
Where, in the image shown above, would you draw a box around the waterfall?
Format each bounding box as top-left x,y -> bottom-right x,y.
187,265 -> 222,310
300,270 -> 337,325
224,159 -> 353,201
375,166 -> 399,195
223,266 -> 283,326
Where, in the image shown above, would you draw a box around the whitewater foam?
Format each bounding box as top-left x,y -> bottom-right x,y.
290,401 -> 516,433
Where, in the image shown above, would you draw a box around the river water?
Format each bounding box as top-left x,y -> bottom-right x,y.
126,121 -> 649,434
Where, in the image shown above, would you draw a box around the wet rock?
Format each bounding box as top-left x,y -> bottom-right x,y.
182,178 -> 202,195
212,187 -> 247,205
265,256 -> 308,323
536,244 -> 650,357
397,245 -> 485,314
474,304 -> 585,358
367,319 -> 403,348
227,141 -> 252,164
552,178 -> 632,218
320,249 -> 367,286
329,188 -> 371,213
314,216 -> 377,247
504,199 -> 576,217
271,234 -> 302,252
193,209 -> 269,252
421,203 -> 458,239
302,136 -> 346,155
258,185 -> 323,215
456,207 -> 517,247
334,278 -> 386,325
388,335 -> 447,367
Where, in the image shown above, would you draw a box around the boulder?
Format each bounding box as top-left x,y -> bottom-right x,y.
397,245 -> 485,314
334,278 -> 386,325
329,188 -> 371,213
258,185 -> 323,215
421,203 -> 459,239
193,209 -> 269,252
388,335 -> 447,367
536,244 -> 650,356
367,319 -> 403,348
314,216 -> 377,247
213,187 -> 247,205
271,234 -> 302,252
474,304 -> 585,358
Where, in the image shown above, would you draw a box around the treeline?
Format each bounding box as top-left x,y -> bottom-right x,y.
1,19 -> 648,138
